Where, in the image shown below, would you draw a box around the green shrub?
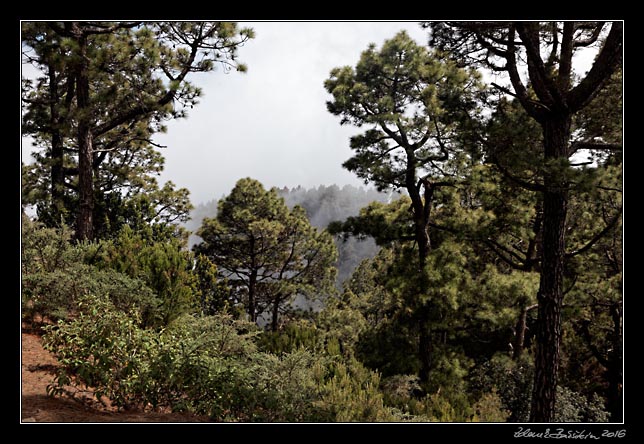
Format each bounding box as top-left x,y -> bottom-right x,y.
257,319 -> 322,355
24,263 -> 162,326
313,358 -> 402,422
42,294 -> 156,409
98,225 -> 199,326
555,386 -> 609,422
22,220 -> 162,326
470,388 -> 510,422
43,291 -> 475,422
380,374 -> 422,409
468,353 -> 534,422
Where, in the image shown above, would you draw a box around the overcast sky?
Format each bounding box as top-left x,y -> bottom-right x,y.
153,21 -> 429,204
22,21 -> 598,206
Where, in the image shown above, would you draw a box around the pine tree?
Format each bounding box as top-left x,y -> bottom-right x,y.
428,21 -> 622,421
22,22 -> 254,240
325,30 -> 484,385
195,178 -> 337,330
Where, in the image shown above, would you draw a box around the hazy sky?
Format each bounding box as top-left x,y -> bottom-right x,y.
21,21 -> 597,206
153,21 -> 429,204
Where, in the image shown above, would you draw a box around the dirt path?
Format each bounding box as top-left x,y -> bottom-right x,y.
21,326 -> 210,423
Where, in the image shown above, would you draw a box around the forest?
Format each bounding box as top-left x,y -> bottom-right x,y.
21,21 -> 622,424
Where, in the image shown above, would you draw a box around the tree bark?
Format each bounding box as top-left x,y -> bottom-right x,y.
74,28 -> 94,241
271,296 -> 280,332
248,270 -> 257,323
530,115 -> 570,422
513,304 -> 537,360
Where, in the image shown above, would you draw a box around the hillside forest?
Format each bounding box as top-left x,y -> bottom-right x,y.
21,21 -> 622,423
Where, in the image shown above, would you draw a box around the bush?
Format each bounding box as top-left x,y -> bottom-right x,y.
257,319 -> 322,355
43,294 -> 430,422
313,358 -> 401,422
555,386 -> 609,422
42,294 -> 156,409
21,220 -> 162,326
98,225 -> 199,326
468,353 -> 534,422
471,388 -> 510,422
42,297 -> 321,420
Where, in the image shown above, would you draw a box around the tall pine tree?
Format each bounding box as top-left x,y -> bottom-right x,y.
427,21 -> 622,421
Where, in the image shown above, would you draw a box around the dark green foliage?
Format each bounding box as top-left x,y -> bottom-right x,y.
257,320 -> 323,355
554,386 -> 609,423
97,225 -> 199,326
22,22 -> 253,239
41,293 -> 412,422
195,178 -> 337,328
42,294 -> 156,408
193,254 -> 236,316
468,353 -> 534,422
324,30 -> 483,193
21,217 -> 162,325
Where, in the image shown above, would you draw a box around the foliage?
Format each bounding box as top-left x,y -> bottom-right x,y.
195,178 -> 337,328
97,225 -> 199,326
22,22 -> 623,424
324,30 -> 482,192
257,319 -> 323,355
554,386 -> 609,423
22,21 -> 253,239
21,218 -> 161,325
468,353 -> 534,422
470,389 -> 510,422
466,353 -> 608,422
187,184 -> 389,290
193,253 -> 237,316
313,358 -> 402,422
41,293 -> 414,422
42,294 -> 156,408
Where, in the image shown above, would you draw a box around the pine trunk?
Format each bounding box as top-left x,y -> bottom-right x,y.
414,189 -> 432,386
530,116 -> 570,422
74,30 -> 94,241
513,305 -> 529,360
248,270 -> 257,323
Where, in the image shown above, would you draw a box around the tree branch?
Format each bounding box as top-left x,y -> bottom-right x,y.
574,22 -> 605,48
558,21 -> 574,91
515,22 -> 560,107
578,319 -> 610,368
491,157 -> 545,192
566,209 -> 622,257
491,82 -> 551,112
486,237 -> 528,264
484,239 -> 525,270
505,26 -> 543,121
568,21 -> 623,113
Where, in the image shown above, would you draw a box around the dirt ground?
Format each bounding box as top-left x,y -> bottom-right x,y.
20,325 -> 211,423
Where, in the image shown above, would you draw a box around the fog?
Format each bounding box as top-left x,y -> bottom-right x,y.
152,21 -> 429,204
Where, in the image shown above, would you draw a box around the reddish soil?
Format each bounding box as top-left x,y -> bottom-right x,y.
21,324 -> 211,423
